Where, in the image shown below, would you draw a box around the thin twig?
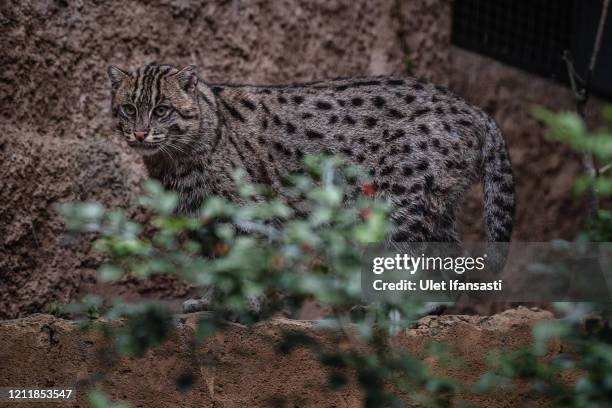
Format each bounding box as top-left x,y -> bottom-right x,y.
599,162 -> 612,175
589,0 -> 610,76
564,0 -> 610,216
562,51 -> 584,100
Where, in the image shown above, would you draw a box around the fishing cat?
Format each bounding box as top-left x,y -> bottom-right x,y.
107,63 -> 514,312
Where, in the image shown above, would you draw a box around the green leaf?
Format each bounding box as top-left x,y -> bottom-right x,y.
195,318 -> 218,341
97,265 -> 123,282
139,181 -> 178,214
87,390 -> 130,408
532,321 -> 570,355
602,105 -> 612,124
87,391 -> 109,408
57,202 -> 105,232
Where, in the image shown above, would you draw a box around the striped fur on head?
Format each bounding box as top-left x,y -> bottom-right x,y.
108,63 -> 205,156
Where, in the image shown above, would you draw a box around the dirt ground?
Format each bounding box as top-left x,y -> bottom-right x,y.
0,307 -> 556,407
0,0 -> 606,318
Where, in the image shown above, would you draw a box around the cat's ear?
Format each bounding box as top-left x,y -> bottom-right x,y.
107,65 -> 129,90
172,65 -> 198,93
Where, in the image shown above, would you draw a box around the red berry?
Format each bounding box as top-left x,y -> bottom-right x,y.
301,243 -> 315,253
360,208 -> 373,220
213,243 -> 229,256
361,182 -> 376,197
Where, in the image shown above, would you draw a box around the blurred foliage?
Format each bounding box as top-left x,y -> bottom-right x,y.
477,302 -> 612,408
60,107 -> 612,407
404,54 -> 415,76
59,155 -> 459,407
87,390 -> 130,408
532,105 -> 612,243
475,106 -> 612,407
532,106 -> 612,200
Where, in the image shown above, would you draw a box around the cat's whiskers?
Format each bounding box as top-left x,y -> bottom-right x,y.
165,142 -> 189,156
158,144 -> 176,163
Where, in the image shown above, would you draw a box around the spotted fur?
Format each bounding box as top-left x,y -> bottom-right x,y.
108,63 -> 514,244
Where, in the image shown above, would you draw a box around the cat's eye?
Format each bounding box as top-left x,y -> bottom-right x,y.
121,104 -> 136,116
153,105 -> 171,117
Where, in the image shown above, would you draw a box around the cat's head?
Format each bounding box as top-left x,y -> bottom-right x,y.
107,63 -> 208,156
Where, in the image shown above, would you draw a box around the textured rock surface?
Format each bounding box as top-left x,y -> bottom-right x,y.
0,0 -> 602,317
0,0 -> 447,318
450,47 -> 606,241
0,307 -> 554,407
0,0 -> 448,134
0,134 -> 132,317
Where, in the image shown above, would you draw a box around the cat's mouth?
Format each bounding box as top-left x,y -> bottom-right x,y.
127,140 -> 163,155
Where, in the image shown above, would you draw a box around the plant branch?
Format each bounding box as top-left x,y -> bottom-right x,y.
564,0 -> 610,216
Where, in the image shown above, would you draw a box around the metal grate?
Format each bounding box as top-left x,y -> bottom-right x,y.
452,0 -> 573,82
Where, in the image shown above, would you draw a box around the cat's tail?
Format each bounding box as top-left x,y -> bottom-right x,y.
481,117 -> 515,271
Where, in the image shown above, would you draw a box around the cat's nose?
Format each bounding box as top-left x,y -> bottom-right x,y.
133,131 -> 147,141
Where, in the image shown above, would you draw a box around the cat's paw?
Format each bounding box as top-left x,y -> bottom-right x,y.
182,298 -> 211,314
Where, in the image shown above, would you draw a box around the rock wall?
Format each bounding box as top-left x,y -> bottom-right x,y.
449,47 -> 605,241
1,0 -> 602,318
0,307 -> 555,407
0,0 -> 450,318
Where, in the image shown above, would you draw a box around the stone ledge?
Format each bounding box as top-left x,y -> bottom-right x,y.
0,307 -> 554,407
